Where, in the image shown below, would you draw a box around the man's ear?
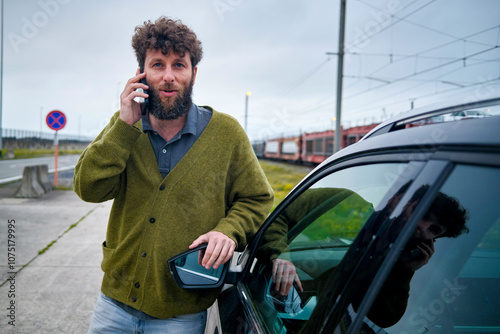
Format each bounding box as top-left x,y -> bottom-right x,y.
192,66 -> 198,85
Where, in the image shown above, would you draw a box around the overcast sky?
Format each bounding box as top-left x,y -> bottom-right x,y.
1,0 -> 499,141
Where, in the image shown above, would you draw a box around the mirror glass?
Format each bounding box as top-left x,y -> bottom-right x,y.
174,249 -> 225,286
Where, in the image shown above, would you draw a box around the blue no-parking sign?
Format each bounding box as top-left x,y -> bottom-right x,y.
46,110 -> 66,131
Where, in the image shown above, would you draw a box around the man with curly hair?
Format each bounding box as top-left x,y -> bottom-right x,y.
75,17 -> 274,333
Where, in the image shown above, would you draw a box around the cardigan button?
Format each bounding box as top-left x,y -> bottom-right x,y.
141,252 -> 147,258
134,282 -> 140,288
131,297 -> 137,303
159,185 -> 166,191
149,218 -> 156,224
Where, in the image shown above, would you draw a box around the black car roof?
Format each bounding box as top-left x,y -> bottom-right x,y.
322,96 -> 500,166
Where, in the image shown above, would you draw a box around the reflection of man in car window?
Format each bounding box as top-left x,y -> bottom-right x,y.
303,188 -> 469,333
397,191 -> 469,272
365,191 -> 469,329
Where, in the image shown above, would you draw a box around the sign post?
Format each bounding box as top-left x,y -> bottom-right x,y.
46,110 -> 66,187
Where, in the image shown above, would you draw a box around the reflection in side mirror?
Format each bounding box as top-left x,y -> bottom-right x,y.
168,243 -> 228,289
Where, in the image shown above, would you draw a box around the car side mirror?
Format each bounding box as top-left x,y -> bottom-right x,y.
167,243 -> 229,289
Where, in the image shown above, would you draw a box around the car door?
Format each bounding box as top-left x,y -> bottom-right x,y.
219,156 -> 428,334
224,151 -> 500,333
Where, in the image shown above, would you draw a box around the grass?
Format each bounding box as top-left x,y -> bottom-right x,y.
259,160 -> 313,210
1,148 -> 84,159
54,185 -> 74,191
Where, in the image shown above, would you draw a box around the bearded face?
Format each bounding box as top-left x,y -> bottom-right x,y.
141,48 -> 197,121
148,77 -> 194,120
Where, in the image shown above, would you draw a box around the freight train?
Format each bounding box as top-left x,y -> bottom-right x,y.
252,123 -> 378,165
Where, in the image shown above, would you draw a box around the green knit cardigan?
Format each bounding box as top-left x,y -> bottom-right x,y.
73,107 -> 274,319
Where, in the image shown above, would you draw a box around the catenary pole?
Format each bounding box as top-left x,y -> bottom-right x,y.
334,0 -> 346,153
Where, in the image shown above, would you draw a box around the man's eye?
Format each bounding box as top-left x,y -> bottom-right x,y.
175,63 -> 185,68
430,225 -> 443,236
153,63 -> 162,67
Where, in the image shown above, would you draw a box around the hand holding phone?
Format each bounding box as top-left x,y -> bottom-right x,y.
139,66 -> 149,115
119,69 -> 149,125
399,239 -> 435,272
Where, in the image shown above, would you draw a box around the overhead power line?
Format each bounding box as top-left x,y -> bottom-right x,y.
345,61 -> 500,116
356,0 -> 495,49
344,52 -> 496,63
291,57 -> 499,118
366,25 -> 500,78
344,45 -> 499,100
347,0 -> 436,50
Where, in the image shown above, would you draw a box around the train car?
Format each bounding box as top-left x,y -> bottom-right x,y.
252,140 -> 266,159
264,137 -> 282,160
301,130 -> 334,164
343,124 -> 378,147
264,135 -> 302,162
260,123 -> 380,165
279,136 -> 302,162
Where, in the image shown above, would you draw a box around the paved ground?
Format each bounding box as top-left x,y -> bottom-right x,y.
0,174 -> 112,333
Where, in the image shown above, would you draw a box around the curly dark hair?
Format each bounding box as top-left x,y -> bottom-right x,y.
406,185 -> 468,238
132,17 -> 203,70
425,192 -> 469,238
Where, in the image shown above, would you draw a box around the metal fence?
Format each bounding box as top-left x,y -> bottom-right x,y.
1,128 -> 94,150
2,128 -> 94,142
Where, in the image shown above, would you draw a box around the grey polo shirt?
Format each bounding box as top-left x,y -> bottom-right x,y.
142,104 -> 212,178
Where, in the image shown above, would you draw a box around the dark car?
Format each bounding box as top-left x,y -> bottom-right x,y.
169,96 -> 500,334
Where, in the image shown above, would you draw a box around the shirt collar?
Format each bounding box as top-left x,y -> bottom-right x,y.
141,103 -> 199,136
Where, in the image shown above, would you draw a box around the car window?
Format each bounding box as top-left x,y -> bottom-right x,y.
247,162 -> 416,334
351,164 -> 500,334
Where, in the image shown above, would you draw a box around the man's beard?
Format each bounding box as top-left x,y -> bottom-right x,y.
148,79 -> 194,120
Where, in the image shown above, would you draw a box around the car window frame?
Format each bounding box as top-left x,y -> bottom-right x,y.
233,148 -> 500,334
234,152 -> 429,333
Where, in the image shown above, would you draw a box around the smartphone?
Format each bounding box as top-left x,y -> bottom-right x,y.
139,66 -> 149,115
408,247 -> 425,261
403,238 -> 433,262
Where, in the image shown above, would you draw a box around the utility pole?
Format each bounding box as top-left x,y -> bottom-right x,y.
410,98 -> 416,109
334,0 -> 346,153
326,0 -> 347,153
40,107 -> 44,137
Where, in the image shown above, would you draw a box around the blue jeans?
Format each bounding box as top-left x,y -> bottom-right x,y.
88,293 -> 207,334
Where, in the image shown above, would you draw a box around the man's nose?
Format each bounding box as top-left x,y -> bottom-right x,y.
162,67 -> 175,82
